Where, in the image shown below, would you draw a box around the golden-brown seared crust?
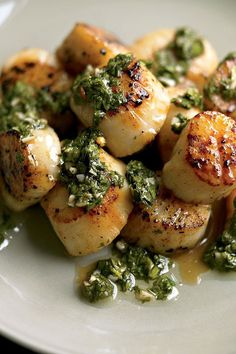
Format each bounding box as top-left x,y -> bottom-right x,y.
204,57 -> 236,118
0,131 -> 29,200
41,182 -> 133,256
0,130 -> 52,202
0,127 -> 60,211
56,23 -> 127,75
186,111 -> 236,186
133,190 -> 207,231
121,188 -> 211,254
71,58 -> 170,157
116,59 -> 150,113
42,184 -> 118,224
0,61 -> 71,92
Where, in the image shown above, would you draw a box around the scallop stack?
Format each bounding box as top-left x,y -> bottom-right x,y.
1,22 -> 235,257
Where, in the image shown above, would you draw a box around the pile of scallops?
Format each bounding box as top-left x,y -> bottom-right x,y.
0,23 -> 235,257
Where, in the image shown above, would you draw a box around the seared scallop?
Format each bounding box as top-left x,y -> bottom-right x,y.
158,83 -> 202,162
130,27 -> 218,90
121,189 -> 211,254
56,23 -> 128,75
71,54 -> 170,157
204,52 -> 236,119
162,111 -> 236,204
0,48 -> 76,138
41,149 -> 133,256
0,127 -> 60,212
0,48 -> 69,91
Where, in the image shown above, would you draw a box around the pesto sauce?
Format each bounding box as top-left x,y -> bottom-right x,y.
171,113 -> 189,134
171,88 -> 203,110
204,52 -> 236,101
203,199 -> 236,271
72,54 -> 134,126
153,27 -> 204,87
126,160 -> 159,206
0,81 -> 71,139
59,128 -> 124,210
81,239 -> 176,303
0,81 -> 47,138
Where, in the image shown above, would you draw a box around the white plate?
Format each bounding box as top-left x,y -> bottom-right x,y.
0,0 -> 236,353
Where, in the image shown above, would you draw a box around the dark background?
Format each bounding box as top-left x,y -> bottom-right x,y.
1,335 -> 37,353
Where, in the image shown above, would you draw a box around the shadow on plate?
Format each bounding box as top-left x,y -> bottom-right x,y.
23,204 -> 68,259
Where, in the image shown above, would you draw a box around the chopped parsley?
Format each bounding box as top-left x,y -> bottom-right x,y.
0,81 -> 47,138
155,49 -> 189,87
146,275 -> 176,300
126,160 -> 159,206
203,199 -> 236,271
81,239 -> 176,303
171,87 -> 203,109
204,52 -> 236,101
0,81 -> 71,139
153,27 -> 204,86
171,27 -> 204,61
36,89 -> 71,114
82,273 -> 115,302
59,128 -> 124,210
171,113 -> 190,134
72,54 -> 134,126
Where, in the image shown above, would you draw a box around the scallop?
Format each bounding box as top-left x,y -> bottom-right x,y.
41,149 -> 133,256
162,111 -> 236,204
0,127 -> 61,211
0,48 -> 76,138
130,28 -> 218,90
56,23 -> 128,75
121,189 -> 211,254
71,56 -> 170,157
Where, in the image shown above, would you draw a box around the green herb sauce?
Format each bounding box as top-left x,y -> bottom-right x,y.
171,113 -> 189,134
204,52 -> 236,101
72,54 -> 134,126
153,27 -> 204,87
81,239 -> 176,303
0,81 -> 71,139
203,199 -> 236,271
82,273 -> 115,303
126,160 -> 159,206
59,128 -> 124,210
171,87 -> 203,109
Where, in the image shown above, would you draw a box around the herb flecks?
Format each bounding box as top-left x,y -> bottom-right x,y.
171,88 -> 203,109
72,54 -> 134,126
82,273 -> 115,303
81,239 -> 176,303
0,81 -> 71,139
59,128 -> 124,210
171,113 -> 189,134
205,52 -> 236,102
0,81 -> 47,138
171,27 -> 204,61
203,199 -> 236,271
126,160 -> 159,206
153,27 -> 204,86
